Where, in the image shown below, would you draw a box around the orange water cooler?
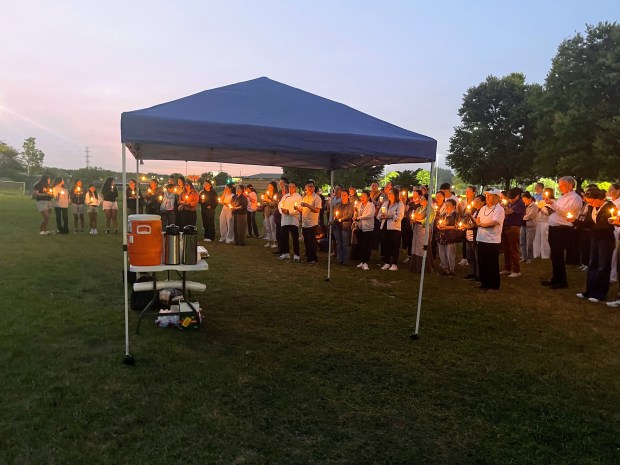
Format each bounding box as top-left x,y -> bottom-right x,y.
127,214 -> 162,266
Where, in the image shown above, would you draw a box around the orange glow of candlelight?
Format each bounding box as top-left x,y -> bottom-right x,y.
566,212 -> 574,220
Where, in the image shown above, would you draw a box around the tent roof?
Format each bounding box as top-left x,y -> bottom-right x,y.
121,77 -> 436,170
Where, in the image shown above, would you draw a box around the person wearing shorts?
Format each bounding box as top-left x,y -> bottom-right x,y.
86,184 -> 101,235
70,179 -> 86,233
101,176 -> 119,233
33,174 -> 53,235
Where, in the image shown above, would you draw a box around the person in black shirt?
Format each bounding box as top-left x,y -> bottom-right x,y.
69,179 -> 86,233
33,174 -> 53,235
101,177 -> 119,233
231,185 -> 248,245
198,180 -> 218,242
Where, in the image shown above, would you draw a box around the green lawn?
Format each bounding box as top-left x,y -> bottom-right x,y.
0,195 -> 618,465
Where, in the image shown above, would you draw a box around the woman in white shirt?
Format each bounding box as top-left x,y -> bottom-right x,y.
607,183 -> 620,283
476,189 -> 506,292
85,184 -> 101,235
218,185 -> 235,244
51,177 -> 70,234
533,188 -> 553,259
377,188 -> 404,271
353,190 -> 376,271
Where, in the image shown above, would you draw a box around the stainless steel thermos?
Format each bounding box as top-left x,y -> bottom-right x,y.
182,225 -> 197,264
164,224 -> 181,265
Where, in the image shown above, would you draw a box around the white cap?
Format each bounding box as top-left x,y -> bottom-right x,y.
484,188 -> 502,195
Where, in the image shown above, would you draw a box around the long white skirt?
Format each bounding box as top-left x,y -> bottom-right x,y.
533,221 -> 550,259
219,209 -> 234,242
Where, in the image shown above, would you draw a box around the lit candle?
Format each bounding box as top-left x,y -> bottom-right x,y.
201,194 -> 205,200
257,202 -> 261,207
433,205 -> 438,211
184,195 -> 188,201
335,211 -> 340,218
439,219 -> 444,225
544,192 -> 549,199
132,190 -> 135,195
381,206 -> 387,214
410,213 -> 414,219
148,188 -> 152,194
611,208 -> 616,217
76,187 -> 81,193
458,221 -> 463,228
217,197 -> 221,202
261,195 -> 265,200
566,212 -> 574,220
379,196 -> 384,203
60,190 -> 65,195
501,199 -> 508,205
158,195 -> 163,202
466,205 -> 472,211
354,201 -> 358,209
274,194 -> 278,200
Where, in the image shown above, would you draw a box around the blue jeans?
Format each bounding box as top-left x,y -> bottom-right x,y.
333,225 -> 351,263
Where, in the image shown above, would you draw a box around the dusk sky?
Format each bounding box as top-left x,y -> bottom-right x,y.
1,1 -> 618,177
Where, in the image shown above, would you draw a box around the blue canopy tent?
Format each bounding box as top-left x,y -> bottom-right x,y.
120,77 -> 437,362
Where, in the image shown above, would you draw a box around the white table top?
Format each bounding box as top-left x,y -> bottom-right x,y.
130,259 -> 209,272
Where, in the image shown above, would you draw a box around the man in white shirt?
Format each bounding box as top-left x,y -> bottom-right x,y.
541,176 -> 584,289
298,182 -> 322,264
278,182 -> 303,261
476,189 -> 506,292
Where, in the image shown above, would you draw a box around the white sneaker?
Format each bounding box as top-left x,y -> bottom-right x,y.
219,239 -> 225,243
264,242 -> 271,247
204,238 -> 212,242
361,263 -> 369,271
93,229 -> 98,235
40,231 -> 46,235
279,253 -> 290,260
588,297 -> 601,303
389,264 -> 398,271
381,264 -> 391,271
293,255 -> 300,261
270,243 -> 278,248
606,299 -> 620,308
403,257 -> 410,263
508,272 -> 521,278
500,270 -> 511,275
356,262 -> 364,268
576,293 -> 586,299
459,259 -> 468,266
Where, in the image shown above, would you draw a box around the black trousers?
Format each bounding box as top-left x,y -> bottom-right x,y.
357,230 -> 373,263
302,226 -> 318,262
549,226 -> 574,286
579,229 -> 592,267
281,225 -> 300,256
247,211 -> 259,237
55,207 -> 69,233
185,210 -> 197,228
477,241 -> 500,290
274,211 -> 283,252
585,236 -> 615,300
176,210 -> 186,230
233,213 -> 247,245
201,207 -> 216,240
381,225 -> 401,265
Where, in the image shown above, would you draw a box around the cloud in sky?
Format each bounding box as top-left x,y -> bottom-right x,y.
1,0 -> 618,176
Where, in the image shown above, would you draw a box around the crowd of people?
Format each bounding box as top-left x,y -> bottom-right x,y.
32,173 -> 620,306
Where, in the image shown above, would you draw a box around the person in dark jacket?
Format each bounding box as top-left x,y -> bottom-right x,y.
231,185 -> 248,245
33,174 -> 53,235
101,177 -> 119,233
573,186 -> 617,303
144,179 -> 163,215
69,179 -> 86,233
126,179 -> 143,216
198,180 -> 218,242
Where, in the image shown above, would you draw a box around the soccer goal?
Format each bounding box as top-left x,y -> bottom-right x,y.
0,180 -> 26,195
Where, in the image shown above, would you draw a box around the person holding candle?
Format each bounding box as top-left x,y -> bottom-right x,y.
533,188 -> 554,260
348,186 -> 360,203
520,192 -> 539,264
500,188 -> 525,278
353,190 -> 376,271
144,179 -> 162,215
33,174 -> 53,235
230,185 -> 248,245
245,184 -> 259,239
218,184 -> 235,244
126,179 -> 143,216
160,184 -> 177,228
431,191 -> 446,264
69,179 -> 86,233
541,176 -> 584,289
101,177 -> 118,234
475,189 -> 506,292
299,182 -> 322,264
332,190 -> 355,265
51,176 -> 70,234
198,180 -> 218,242
409,193 -> 435,274
399,187 -> 413,263
607,212 -> 620,308
278,182 -> 302,260
461,195 -> 484,280
85,184 -> 100,235
178,180 -> 199,228
377,188 -> 404,271
606,183 -> 620,283
262,181 -> 279,248
572,187 -> 616,302
436,199 -> 460,276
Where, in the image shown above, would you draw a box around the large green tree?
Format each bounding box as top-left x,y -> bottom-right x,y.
18,137 -> 45,187
447,73 -> 540,190
0,141 -> 25,181
214,171 -> 231,186
534,22 -> 620,185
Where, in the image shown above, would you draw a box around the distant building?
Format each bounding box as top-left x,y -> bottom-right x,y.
240,173 -> 283,192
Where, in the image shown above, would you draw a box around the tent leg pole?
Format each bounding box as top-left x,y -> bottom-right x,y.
123,145 -> 134,365
136,158 -> 139,213
326,169 -> 335,282
411,161 -> 436,340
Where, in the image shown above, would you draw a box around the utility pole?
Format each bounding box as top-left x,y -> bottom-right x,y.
85,146 -> 91,168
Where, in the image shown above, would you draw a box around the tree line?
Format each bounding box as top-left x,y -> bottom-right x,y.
448,22 -> 620,190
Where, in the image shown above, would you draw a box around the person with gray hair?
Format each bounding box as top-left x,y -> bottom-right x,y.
541,176 -> 584,289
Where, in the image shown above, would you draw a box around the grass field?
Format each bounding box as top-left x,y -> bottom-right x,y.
0,195 -> 619,465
